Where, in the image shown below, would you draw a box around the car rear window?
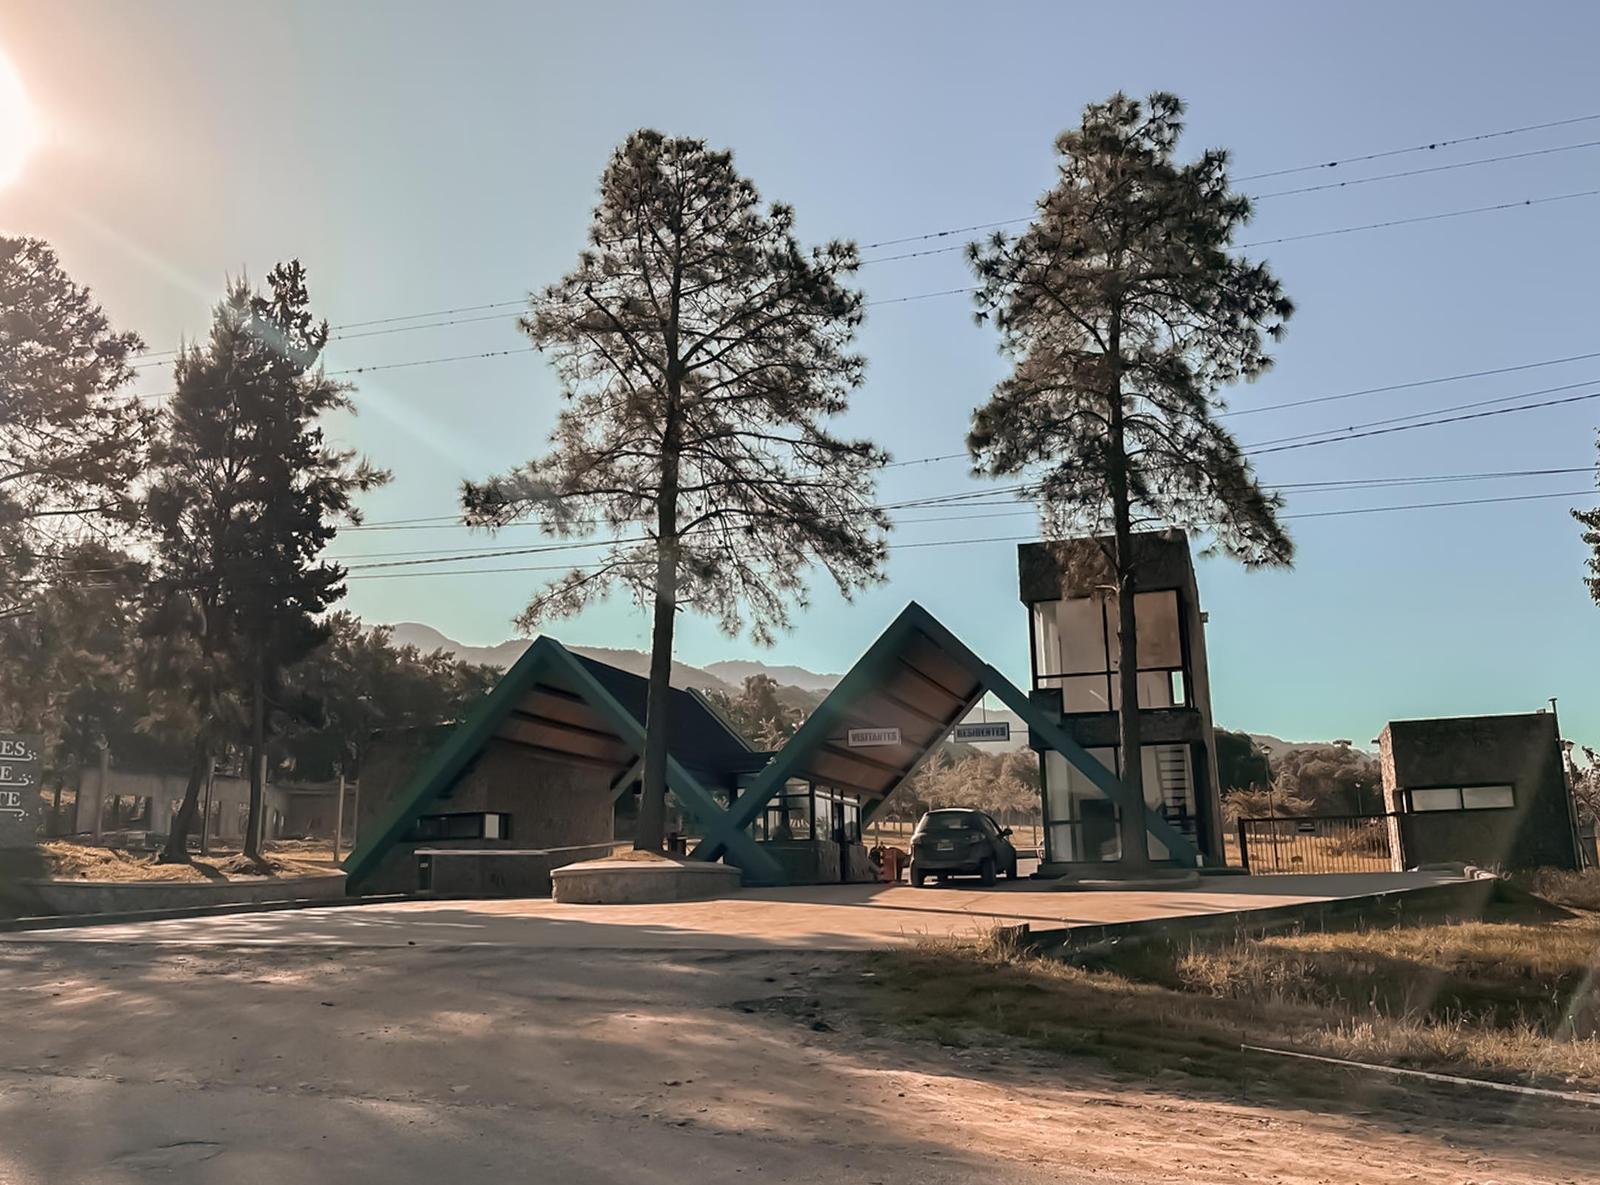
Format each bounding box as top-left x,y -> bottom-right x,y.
917,814 -> 978,833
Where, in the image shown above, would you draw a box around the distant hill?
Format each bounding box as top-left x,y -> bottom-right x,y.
1247,733 -> 1373,763
704,659 -> 838,693
387,623 -> 732,693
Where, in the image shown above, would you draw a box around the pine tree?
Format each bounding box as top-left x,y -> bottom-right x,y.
1575,432 -> 1600,604
967,93 -> 1294,868
0,237 -> 151,618
146,263 -> 387,863
464,131 -> 888,853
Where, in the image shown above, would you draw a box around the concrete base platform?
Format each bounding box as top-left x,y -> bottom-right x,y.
551,856 -> 741,904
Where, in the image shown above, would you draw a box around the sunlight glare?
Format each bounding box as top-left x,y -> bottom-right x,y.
0,48 -> 39,190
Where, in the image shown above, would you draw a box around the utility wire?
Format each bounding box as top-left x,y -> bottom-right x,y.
859,110 -> 1600,250
859,186 -> 1600,264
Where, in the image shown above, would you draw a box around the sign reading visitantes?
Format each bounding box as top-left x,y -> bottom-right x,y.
952,721 -> 1011,744
0,733 -> 41,848
846,727 -> 901,748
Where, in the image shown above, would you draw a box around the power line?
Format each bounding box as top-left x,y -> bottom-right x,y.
1242,377 -> 1600,449
858,110 -> 1600,251
858,186 -> 1600,265
1247,388 -> 1600,456
1235,110 -> 1600,181
1251,137 -> 1600,200
1222,349 -> 1600,419
332,487 -> 1596,582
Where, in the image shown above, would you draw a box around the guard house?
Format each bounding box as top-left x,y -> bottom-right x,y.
345,640 -> 772,893
1379,712 -> 1581,872
1019,531 -> 1225,872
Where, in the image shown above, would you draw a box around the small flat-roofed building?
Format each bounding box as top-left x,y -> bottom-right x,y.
1379,711 -> 1580,872
1018,530 -> 1225,872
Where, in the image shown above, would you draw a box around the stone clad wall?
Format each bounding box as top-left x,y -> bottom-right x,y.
1379,713 -> 1578,872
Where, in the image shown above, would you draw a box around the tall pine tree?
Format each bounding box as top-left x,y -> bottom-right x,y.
0,236 -> 151,619
1575,432 -> 1600,604
967,93 -> 1293,869
464,131 -> 888,853
146,262 -> 387,862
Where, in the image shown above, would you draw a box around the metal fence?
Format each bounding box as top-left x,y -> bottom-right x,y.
1236,813 -> 1400,875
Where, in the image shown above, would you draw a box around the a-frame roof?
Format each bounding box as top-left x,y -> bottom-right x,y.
343,636 -> 782,887
690,601 -> 1199,868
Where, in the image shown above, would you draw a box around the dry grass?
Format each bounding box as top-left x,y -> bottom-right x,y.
857,911 -> 1600,1091
1508,867 -> 1600,912
37,840 -> 339,883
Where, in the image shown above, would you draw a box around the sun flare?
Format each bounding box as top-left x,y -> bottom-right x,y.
0,49 -> 39,189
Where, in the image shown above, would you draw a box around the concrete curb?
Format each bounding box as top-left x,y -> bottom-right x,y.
0,891 -> 426,934
1010,877 -> 1534,959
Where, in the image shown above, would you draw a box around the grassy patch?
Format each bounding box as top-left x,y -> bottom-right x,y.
857,914 -> 1600,1091
1507,867 -> 1600,912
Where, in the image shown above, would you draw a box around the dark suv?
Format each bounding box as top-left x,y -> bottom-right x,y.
909,809 -> 1019,886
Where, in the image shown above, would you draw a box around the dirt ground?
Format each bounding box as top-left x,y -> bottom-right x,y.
0,940 -> 1593,1184
34,838 -> 340,883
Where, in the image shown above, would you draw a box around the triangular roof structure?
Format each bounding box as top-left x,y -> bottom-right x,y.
690,602 -> 1199,870
343,636 -> 783,887
345,603 -> 1198,892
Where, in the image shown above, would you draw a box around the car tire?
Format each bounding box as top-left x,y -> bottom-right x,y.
1003,858 -> 1017,880
979,857 -> 997,887
911,869 -> 927,888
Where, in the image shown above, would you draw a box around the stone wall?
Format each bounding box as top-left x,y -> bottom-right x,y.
1379,713 -> 1578,872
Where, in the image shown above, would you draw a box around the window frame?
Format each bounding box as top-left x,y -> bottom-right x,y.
1030,591 -> 1191,714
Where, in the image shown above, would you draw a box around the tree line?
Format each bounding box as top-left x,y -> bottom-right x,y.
9,91 -> 1595,864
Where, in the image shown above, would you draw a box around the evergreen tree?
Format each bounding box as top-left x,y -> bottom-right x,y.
967,93 -> 1293,868
1575,432 -> 1600,603
0,236 -> 151,618
280,613 -> 498,783
464,131 -> 888,853
146,263 -> 387,862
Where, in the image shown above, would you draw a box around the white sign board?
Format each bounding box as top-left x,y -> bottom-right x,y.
846,727 -> 901,748
953,721 -> 1011,744
0,733 -> 41,848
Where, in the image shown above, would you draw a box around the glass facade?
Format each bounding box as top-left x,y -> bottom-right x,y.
751,780 -> 861,842
1032,590 -> 1189,713
1041,743 -> 1201,863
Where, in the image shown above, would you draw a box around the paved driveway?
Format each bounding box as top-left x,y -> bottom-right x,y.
5,871 -> 1462,951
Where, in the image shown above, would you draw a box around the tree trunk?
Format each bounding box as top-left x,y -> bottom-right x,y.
635,446 -> 681,853
160,736 -> 210,864
1106,317 -> 1152,871
244,665 -> 266,863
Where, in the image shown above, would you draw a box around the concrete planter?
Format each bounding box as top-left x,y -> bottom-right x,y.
551,857 -> 740,904
9,874 -> 346,918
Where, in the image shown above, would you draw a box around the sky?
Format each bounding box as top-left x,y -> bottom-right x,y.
0,1 -> 1597,745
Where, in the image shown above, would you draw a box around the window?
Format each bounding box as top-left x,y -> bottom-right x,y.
1031,591 -> 1189,712
1406,785 -> 1515,812
1042,743 -> 1202,863
411,812 -> 512,841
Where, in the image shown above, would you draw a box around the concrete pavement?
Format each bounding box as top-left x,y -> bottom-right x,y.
3,871 -> 1463,950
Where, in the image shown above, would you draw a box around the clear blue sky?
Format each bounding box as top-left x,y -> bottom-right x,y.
2,1 -> 1597,745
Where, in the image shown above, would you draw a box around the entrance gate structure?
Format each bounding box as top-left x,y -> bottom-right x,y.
693,603 -> 1199,878
343,602 -> 1200,891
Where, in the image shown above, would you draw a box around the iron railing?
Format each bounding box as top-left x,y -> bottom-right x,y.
1236,813 -> 1401,875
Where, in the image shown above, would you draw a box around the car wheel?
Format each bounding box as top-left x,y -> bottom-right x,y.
979,856 -> 997,887
1003,857 -> 1017,880
911,869 -> 927,888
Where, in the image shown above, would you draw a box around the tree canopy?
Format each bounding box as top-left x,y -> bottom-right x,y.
463,130 -> 889,850
967,92 -> 1293,866
0,236 -> 151,618
145,262 -> 387,859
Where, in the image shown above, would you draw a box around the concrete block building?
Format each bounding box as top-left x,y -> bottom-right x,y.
1018,531 -> 1225,872
1379,711 -> 1580,872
